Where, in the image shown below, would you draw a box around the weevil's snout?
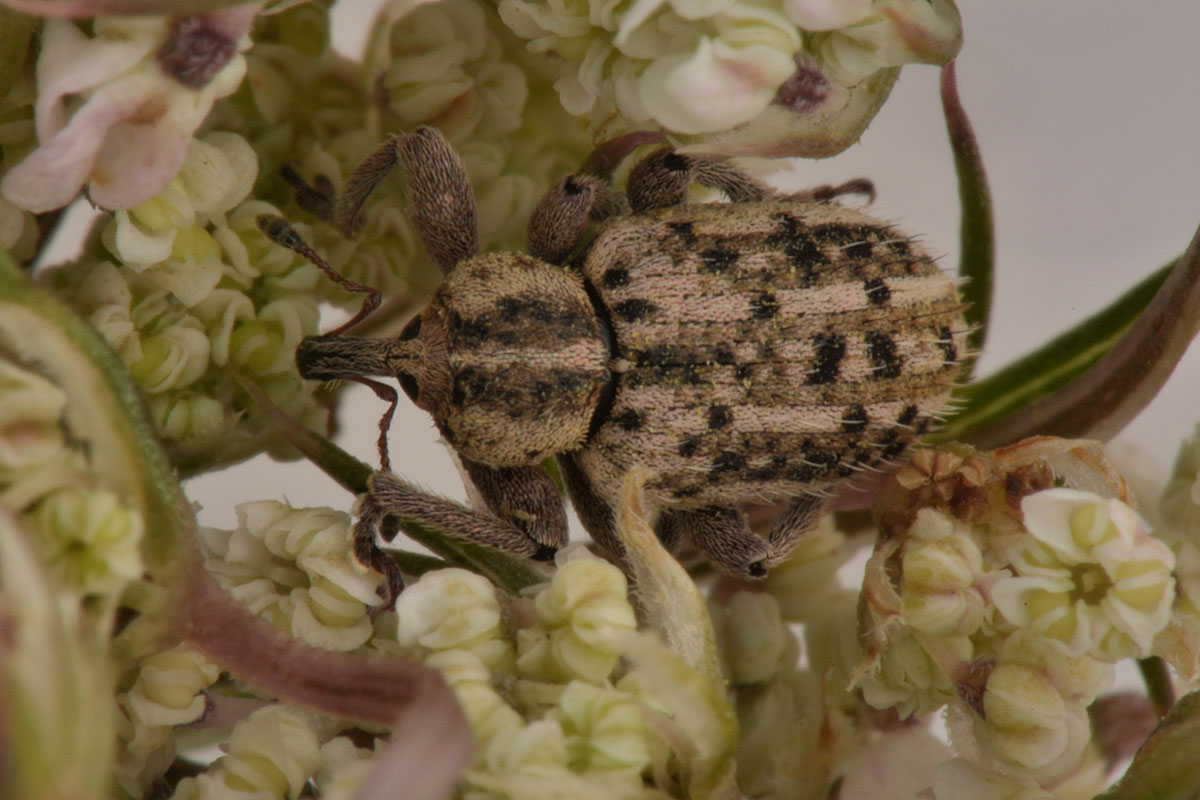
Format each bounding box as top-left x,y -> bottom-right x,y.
294,308 -> 451,416
295,334 -> 395,382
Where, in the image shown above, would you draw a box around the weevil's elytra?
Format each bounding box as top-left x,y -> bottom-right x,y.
573,200 -> 966,509
278,126 -> 968,590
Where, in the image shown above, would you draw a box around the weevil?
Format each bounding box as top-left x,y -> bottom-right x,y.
260,126 -> 968,599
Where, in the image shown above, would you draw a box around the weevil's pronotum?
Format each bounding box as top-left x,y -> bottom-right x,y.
261,126 -> 968,598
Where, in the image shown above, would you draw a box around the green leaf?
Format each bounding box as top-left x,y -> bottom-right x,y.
941,60 -> 993,379
1095,690 -> 1200,800
931,259 -> 1174,446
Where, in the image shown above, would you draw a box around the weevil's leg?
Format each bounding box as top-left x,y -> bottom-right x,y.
764,494 -> 828,564
353,496 -> 406,606
461,459 -> 569,552
369,471 -> 560,561
790,178 -> 876,204
658,506 -> 771,579
558,453 -> 626,564
335,126 -> 478,272
626,148 -> 768,212
280,163 -> 335,222
257,215 -> 381,336
526,174 -> 620,264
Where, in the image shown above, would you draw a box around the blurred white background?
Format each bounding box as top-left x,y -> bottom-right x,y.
185,0 -> 1200,531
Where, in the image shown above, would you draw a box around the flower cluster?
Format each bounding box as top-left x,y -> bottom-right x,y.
200,500 -> 384,652
855,440 -> 1176,794
390,547 -> 656,797
38,132 -> 330,471
497,0 -> 961,149
0,357 -> 144,599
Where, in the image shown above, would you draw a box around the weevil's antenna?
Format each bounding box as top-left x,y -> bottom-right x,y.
257,214 -> 381,337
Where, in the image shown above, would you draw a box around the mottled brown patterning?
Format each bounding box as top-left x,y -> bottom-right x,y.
272,125 -> 968,599
578,200 -> 966,508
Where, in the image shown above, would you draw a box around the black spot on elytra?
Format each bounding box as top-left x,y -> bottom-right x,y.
864,277 -> 890,306
937,325 -> 958,365
602,267 -> 630,289
814,223 -> 876,245
879,429 -> 909,458
613,408 -> 645,431
707,404 -> 732,429
700,247 -> 738,274
681,363 -> 704,385
708,450 -> 747,480
844,240 -> 873,259
636,345 -> 681,367
897,404 -> 919,427
807,332 -> 846,385
673,485 -> 701,499
887,237 -> 912,256
748,454 -> 788,481
714,345 -> 736,365
750,291 -> 780,320
678,437 -> 701,458
668,221 -> 697,245
613,298 -> 657,322
767,213 -> 827,279
866,331 -> 902,379
735,364 -> 754,381
841,403 -> 868,432
786,464 -> 817,483
802,445 -> 839,476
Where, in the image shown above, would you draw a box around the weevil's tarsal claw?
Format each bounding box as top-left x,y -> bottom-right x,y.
353,498 -> 406,607
657,506 -> 770,580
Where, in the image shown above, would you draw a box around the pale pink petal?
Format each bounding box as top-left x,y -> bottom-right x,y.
1,73 -> 161,212
0,0 -> 250,16
34,18 -> 161,140
87,99 -> 195,209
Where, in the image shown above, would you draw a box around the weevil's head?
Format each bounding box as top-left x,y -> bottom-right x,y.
400,251 -> 613,468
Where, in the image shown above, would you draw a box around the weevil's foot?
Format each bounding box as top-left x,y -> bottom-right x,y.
532,544 -> 558,562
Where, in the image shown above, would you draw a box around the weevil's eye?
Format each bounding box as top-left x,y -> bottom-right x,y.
396,315 -> 423,402
398,372 -> 420,403
399,315 -> 422,341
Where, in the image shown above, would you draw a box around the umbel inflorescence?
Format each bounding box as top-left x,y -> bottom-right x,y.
2,3 -> 1200,800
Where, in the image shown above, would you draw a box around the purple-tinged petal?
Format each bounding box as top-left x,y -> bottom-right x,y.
0,0 -> 254,16
2,73 -> 163,212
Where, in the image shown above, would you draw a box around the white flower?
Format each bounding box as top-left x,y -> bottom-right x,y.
1,13 -> 254,212
517,548 -> 636,684
28,486 -> 143,595
555,681 -> 651,776
991,488 -> 1175,660
900,508 -> 988,638
396,567 -> 513,671
639,36 -> 798,134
